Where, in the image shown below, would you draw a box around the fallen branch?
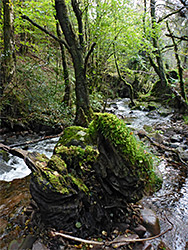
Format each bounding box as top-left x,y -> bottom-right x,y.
50,213 -> 173,247
8,133 -> 62,148
0,143 -> 28,160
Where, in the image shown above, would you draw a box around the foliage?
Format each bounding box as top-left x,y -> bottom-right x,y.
1,0 -> 188,129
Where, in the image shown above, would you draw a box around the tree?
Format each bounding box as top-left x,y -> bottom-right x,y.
0,0 -> 16,114
149,0 -> 169,89
55,0 -> 92,126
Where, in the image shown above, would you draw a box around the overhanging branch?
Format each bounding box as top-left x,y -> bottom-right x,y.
21,15 -> 70,52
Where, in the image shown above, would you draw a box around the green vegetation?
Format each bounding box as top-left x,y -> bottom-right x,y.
1,0 -> 188,129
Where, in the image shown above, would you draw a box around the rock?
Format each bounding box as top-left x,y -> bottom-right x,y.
153,132 -> 164,144
140,208 -> 160,236
133,224 -> 146,237
32,239 -> 48,250
18,235 -> 37,250
143,243 -> 154,250
170,134 -> 183,143
169,142 -> 180,148
177,148 -> 188,161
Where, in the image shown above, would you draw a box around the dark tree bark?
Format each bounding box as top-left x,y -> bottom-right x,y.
55,0 -> 92,126
166,21 -> 187,101
56,21 -> 71,106
150,0 -> 168,89
0,0 -> 16,118
1,0 -> 16,94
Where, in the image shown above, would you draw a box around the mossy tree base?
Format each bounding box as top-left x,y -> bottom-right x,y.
28,113 -> 161,237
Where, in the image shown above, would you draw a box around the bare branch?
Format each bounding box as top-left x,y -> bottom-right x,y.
157,6 -> 187,23
113,42 -> 135,106
166,34 -> 188,41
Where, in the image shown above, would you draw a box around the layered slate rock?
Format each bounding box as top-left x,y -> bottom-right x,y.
29,113 -> 161,237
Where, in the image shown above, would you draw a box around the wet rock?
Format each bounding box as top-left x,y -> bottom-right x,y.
143,125 -> 153,133
32,239 -> 48,250
140,208 -> 160,236
169,142 -> 180,148
110,103 -> 118,109
177,148 -> 188,161
153,132 -> 164,144
170,134 -> 183,143
143,242 -> 154,250
133,224 -> 146,237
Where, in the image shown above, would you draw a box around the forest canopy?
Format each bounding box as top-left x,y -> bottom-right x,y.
0,0 -> 188,129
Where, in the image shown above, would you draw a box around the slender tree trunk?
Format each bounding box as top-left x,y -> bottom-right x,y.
150,0 -> 168,89
55,0 -> 92,126
166,21 -> 187,101
0,0 -> 16,111
56,22 -> 71,106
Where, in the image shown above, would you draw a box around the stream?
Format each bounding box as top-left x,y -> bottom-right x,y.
0,98 -> 188,249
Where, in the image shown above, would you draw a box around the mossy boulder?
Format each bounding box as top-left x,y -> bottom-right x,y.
29,113 -> 161,236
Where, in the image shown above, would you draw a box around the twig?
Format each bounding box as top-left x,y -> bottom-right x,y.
157,6 -> 187,23
50,231 -> 104,245
50,213 -> 173,246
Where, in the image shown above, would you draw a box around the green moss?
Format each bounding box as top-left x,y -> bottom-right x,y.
54,144 -> 99,171
48,155 -> 68,174
70,175 -> 89,193
89,113 -> 159,189
36,153 -> 49,163
56,126 -> 91,147
33,113 -> 161,197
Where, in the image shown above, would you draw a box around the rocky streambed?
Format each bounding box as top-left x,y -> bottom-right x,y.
1,98 -> 188,249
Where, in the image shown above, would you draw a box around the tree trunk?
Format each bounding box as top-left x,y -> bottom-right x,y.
1,0 -> 16,119
55,0 -> 92,126
56,21 -> 71,106
1,0 -> 16,94
150,0 -> 168,89
166,21 -> 187,101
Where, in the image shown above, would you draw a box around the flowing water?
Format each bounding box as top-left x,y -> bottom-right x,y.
0,136 -> 59,181
0,98 -> 188,249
